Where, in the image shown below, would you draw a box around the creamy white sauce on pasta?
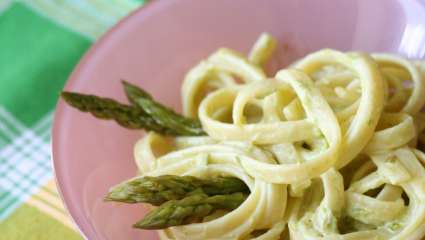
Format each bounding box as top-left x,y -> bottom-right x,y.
134,33 -> 425,240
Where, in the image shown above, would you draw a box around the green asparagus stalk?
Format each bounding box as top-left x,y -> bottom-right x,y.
122,80 -> 152,103
134,192 -> 247,229
135,98 -> 205,136
121,81 -> 205,136
61,86 -> 205,136
105,175 -> 249,206
61,92 -> 171,133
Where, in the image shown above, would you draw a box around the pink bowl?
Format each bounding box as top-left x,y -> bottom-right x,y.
52,0 -> 425,239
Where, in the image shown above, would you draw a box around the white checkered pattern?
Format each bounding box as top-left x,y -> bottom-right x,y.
0,107 -> 53,220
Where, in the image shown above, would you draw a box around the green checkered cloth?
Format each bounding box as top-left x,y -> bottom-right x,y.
0,1 -> 147,239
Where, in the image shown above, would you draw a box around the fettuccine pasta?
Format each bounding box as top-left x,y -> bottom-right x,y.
135,33 -> 425,240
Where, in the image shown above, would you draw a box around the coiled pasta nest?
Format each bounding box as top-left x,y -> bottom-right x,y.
135,33 -> 425,240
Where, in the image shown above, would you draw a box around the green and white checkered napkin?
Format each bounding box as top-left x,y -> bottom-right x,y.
0,1 -> 146,239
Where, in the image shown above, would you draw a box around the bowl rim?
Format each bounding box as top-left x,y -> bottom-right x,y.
50,0 -> 425,238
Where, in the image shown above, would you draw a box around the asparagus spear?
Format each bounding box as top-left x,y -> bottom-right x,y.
121,81 -> 205,136
134,192 -> 247,229
61,92 -> 171,133
122,80 -> 152,103
135,98 -> 205,136
61,88 -> 205,136
105,175 -> 249,206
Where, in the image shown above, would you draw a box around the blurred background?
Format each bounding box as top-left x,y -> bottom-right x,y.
0,1 -> 147,239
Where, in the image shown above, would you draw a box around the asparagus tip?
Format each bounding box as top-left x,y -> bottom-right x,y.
61,91 -> 80,106
120,79 -> 131,87
60,91 -> 71,98
121,80 -> 152,100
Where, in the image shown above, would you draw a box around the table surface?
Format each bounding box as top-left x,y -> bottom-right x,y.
0,1 -> 147,239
